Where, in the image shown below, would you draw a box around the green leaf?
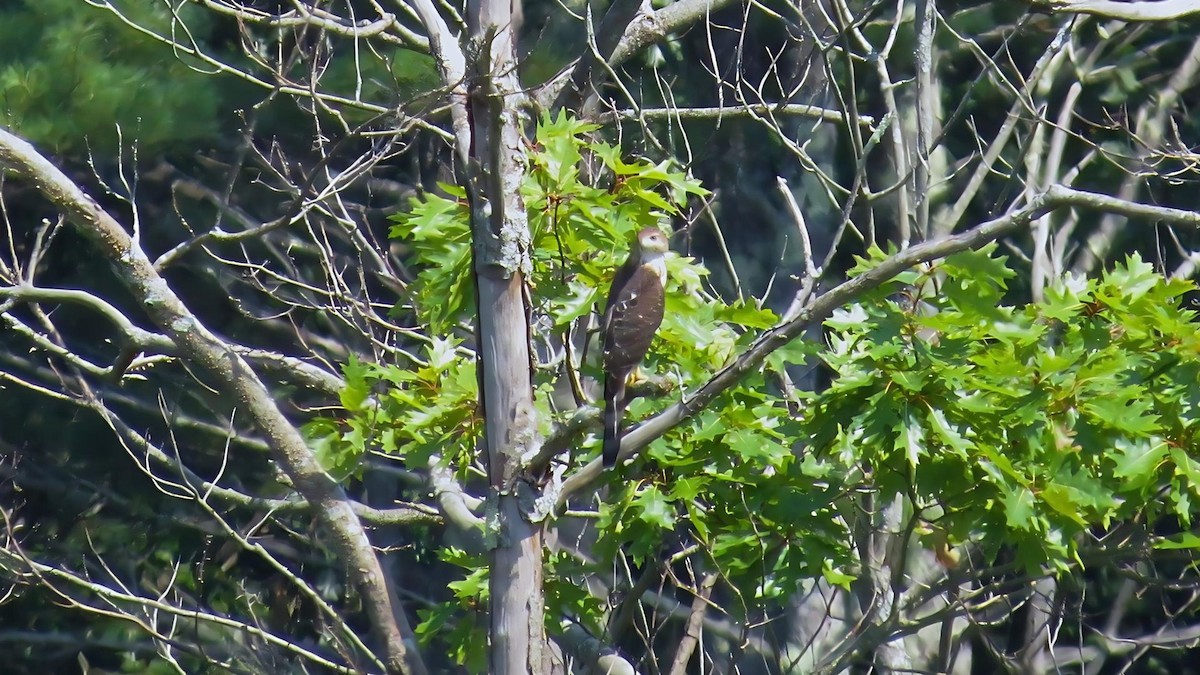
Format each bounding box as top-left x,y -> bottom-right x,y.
633,485 -> 676,529
1004,487 -> 1038,531
821,563 -> 855,589
1081,387 -> 1159,436
925,407 -> 971,456
1171,448 -> 1200,495
340,354 -> 371,410
727,428 -> 791,466
894,411 -> 925,468
715,300 -> 779,329
553,282 -> 599,326
307,423 -> 365,480
1112,438 -> 1169,489
448,568 -> 489,600
1040,483 -> 1089,527
1153,532 -> 1200,550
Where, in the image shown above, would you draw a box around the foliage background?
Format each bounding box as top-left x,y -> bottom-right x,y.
4,0 -> 1200,673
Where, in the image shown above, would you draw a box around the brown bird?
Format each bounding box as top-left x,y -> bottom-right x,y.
601,227 -> 669,467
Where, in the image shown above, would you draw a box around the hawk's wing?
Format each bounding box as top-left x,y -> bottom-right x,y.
602,263 -> 666,374
601,258 -> 666,467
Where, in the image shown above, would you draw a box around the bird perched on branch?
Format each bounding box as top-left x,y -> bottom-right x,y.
602,227 -> 669,467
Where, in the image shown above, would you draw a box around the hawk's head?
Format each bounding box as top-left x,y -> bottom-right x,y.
637,227 -> 670,256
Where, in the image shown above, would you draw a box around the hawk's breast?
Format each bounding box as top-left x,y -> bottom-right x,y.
603,261 -> 666,373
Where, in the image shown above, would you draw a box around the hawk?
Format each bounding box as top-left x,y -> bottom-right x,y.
601,227 -> 669,467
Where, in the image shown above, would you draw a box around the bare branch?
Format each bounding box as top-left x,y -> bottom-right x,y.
0,126 -> 426,675
666,572 -> 718,675
1073,36 -> 1200,275
0,544 -> 358,673
536,0 -> 741,108
935,22 -> 1072,237
1038,0 -> 1200,21
603,103 -> 874,126
554,623 -> 638,675
429,456 -> 485,552
914,0 -> 937,241
0,284 -> 173,354
190,0 -> 429,48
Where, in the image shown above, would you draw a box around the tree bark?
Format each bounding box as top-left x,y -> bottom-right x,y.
464,0 -> 547,672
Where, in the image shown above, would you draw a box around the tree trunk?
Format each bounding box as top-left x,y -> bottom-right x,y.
465,0 -> 547,671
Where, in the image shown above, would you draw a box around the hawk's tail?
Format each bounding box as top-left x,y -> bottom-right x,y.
602,375 -> 624,468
